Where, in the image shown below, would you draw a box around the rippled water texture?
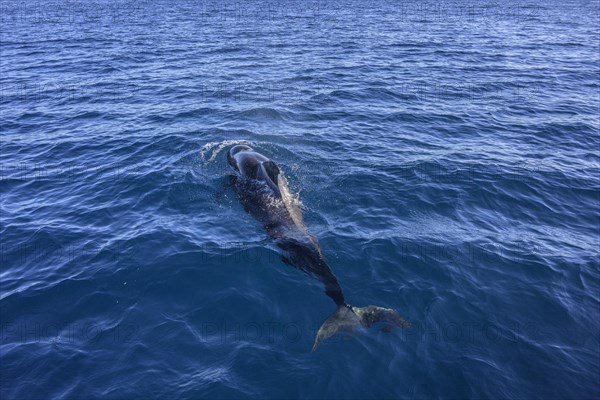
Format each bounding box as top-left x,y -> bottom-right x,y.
1,0 -> 599,398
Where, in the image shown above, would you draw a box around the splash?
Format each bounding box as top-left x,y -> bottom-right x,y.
199,140 -> 253,165
278,174 -> 306,233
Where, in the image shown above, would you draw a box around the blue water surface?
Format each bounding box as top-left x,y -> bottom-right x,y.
1,0 -> 599,398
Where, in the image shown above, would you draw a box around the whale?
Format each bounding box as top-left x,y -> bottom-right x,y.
227,145 -> 410,351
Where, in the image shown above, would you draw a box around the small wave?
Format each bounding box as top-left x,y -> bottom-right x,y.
71,111 -> 103,120
206,46 -> 245,54
174,108 -> 218,119
236,107 -> 288,121
17,111 -> 46,120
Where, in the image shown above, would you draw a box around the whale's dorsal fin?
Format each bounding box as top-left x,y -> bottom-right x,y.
259,160 -> 281,197
262,160 -> 279,183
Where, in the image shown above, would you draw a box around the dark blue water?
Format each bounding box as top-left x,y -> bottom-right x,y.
1,1 -> 599,398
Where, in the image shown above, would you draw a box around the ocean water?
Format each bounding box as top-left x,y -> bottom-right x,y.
1,0 -> 599,398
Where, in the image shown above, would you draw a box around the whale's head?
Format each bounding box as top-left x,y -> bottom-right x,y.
227,145 -> 253,170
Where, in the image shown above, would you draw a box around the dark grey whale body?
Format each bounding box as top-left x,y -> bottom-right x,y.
227,145 -> 409,351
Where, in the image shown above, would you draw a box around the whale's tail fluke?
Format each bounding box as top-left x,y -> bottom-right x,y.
311,305 -> 410,352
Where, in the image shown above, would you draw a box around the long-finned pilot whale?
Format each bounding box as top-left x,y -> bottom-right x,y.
227,145 -> 410,351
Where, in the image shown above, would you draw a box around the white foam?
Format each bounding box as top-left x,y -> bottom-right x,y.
278,174 -> 307,233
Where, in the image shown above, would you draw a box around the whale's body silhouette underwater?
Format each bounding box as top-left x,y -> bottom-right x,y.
227,145 -> 410,351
